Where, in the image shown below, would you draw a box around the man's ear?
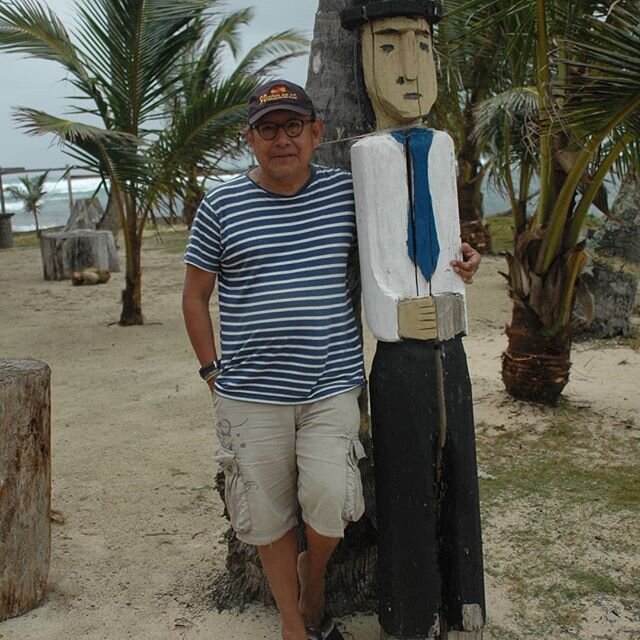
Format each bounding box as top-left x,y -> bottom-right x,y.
311,119 -> 324,147
244,127 -> 254,151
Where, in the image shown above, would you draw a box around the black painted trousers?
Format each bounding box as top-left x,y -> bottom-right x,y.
370,336 -> 485,638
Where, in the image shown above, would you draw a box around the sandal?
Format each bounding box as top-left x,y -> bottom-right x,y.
306,613 -> 344,640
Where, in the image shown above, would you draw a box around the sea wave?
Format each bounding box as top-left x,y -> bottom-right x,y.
2,174 -> 110,231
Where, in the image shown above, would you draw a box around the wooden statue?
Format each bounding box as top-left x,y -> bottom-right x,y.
341,2 -> 485,639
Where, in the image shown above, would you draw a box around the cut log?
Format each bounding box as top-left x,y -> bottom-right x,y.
39,229 -> 120,281
0,359 -> 51,621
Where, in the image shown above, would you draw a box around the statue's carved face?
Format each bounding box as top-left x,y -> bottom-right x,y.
361,16 -> 437,129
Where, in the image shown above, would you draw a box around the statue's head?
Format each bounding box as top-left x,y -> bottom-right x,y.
342,1 -> 441,129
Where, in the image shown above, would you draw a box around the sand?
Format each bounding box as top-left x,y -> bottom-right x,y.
0,236 -> 638,640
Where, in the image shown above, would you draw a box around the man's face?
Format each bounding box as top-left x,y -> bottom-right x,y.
245,109 -> 323,185
361,16 -> 437,128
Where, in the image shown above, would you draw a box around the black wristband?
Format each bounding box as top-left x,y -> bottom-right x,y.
199,359 -> 221,380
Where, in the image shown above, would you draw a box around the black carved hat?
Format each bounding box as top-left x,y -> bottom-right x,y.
341,0 -> 442,30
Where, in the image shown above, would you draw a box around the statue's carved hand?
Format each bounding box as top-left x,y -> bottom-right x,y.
398,297 -> 437,340
451,242 -> 481,284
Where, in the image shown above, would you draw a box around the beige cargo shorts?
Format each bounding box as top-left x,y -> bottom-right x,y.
212,387 -> 365,546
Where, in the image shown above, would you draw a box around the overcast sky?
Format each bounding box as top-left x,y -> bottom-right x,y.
0,0 -> 317,170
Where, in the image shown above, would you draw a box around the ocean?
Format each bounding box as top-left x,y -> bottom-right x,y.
1,171 -> 107,232
0,170 -> 245,232
1,168 -> 517,233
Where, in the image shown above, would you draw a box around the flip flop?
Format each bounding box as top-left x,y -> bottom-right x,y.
306,614 -> 344,640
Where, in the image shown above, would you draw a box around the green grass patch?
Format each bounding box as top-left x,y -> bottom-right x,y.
479,416 -> 640,509
478,409 -> 640,636
12,231 -> 40,248
485,214 -> 514,254
143,226 -> 189,254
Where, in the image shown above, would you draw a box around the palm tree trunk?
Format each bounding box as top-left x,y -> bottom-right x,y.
182,193 -> 203,229
119,214 -> 143,326
457,105 -> 492,254
502,303 -> 571,405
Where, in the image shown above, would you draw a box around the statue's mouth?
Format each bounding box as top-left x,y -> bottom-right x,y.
403,92 -> 421,100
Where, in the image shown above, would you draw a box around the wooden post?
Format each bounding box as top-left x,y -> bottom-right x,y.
0,359 -> 51,621
342,4 -> 486,638
0,171 -> 5,216
66,166 -> 74,210
0,213 -> 14,249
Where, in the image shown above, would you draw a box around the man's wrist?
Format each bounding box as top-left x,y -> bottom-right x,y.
199,359 -> 221,382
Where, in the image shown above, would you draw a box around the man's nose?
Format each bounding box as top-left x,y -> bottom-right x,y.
273,125 -> 293,144
399,31 -> 418,81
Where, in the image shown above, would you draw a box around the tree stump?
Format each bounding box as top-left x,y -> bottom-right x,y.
0,213 -> 14,249
0,359 -> 51,621
39,229 -> 120,280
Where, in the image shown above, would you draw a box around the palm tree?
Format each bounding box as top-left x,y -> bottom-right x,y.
464,0 -> 640,403
430,2 -> 516,253
6,171 -> 49,237
0,0 -> 306,325
166,10 -> 306,227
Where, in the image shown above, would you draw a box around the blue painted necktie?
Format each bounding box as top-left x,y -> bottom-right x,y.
391,128 -> 440,282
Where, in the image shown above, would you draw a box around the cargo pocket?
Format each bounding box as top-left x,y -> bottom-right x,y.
212,447 -> 252,534
342,437 -> 366,522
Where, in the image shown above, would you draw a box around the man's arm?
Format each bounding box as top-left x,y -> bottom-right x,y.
182,264 -> 219,391
450,242 -> 481,284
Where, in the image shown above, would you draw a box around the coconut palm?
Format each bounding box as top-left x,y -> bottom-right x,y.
0,0 -> 306,325
463,0 -> 640,403
6,171 -> 49,237
430,2 -> 512,252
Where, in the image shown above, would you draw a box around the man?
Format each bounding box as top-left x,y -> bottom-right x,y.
182,79 -> 479,640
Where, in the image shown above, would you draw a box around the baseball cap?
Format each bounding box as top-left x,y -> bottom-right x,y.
247,80 -> 316,125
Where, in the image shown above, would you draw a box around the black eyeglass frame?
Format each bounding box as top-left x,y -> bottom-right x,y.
250,118 -> 316,141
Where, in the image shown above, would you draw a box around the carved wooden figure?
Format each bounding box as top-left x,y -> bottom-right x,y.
342,2 -> 485,639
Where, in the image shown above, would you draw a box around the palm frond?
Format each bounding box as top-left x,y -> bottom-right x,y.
144,75 -> 258,208
231,30 -> 308,79
554,4 -> 640,134
0,0 -> 103,107
0,0 -> 81,67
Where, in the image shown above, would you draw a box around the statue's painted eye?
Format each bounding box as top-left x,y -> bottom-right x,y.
419,41 -> 430,52
380,44 -> 395,53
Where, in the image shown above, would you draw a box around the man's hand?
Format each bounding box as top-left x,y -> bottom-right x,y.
450,242 -> 481,284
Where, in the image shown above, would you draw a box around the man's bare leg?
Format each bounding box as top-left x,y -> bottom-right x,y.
298,525 -> 340,629
258,528 -> 307,640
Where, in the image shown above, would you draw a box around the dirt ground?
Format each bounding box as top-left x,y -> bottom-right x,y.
0,236 -> 638,640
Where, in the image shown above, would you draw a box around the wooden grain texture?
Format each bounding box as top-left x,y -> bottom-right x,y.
0,359 -> 51,621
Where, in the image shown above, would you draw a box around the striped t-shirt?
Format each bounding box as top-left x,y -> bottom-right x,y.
183,165 -> 365,404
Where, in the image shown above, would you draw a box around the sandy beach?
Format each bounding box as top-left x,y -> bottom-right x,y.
1,232 -> 639,640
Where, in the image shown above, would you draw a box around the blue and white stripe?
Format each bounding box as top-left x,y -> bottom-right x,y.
184,166 -> 365,404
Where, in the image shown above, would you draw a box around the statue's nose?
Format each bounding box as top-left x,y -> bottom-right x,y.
399,31 -> 418,81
